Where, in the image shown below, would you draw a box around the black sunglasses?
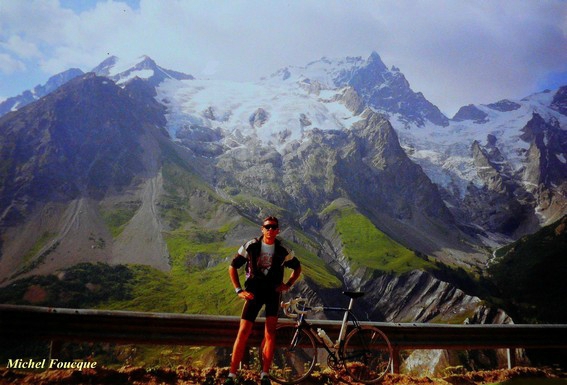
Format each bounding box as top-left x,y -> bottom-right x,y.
263,224 -> 279,230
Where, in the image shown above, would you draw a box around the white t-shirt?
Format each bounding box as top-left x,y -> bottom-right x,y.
258,242 -> 275,275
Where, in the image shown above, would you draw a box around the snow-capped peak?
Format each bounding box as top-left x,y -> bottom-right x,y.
91,55 -> 194,86
392,87 -> 567,198
266,55 -> 367,87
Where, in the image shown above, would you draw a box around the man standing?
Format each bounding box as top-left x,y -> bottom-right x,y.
225,216 -> 302,385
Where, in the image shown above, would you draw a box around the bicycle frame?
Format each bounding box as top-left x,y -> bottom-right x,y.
286,296 -> 364,358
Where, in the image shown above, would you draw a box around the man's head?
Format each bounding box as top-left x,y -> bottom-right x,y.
261,216 -> 279,244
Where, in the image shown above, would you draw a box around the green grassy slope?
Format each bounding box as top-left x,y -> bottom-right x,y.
322,200 -> 437,274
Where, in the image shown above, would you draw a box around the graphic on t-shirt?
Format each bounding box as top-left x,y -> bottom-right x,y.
258,242 -> 275,275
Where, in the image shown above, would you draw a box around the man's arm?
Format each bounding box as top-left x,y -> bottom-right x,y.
229,265 -> 241,290
286,265 -> 301,287
229,265 -> 254,300
276,264 -> 302,293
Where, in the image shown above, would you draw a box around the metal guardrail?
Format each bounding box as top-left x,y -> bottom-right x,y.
1,304 -> 566,373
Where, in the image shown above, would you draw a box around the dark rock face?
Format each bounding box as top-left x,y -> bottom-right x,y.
486,99 -> 521,112
336,52 -> 449,127
360,270 -> 482,322
453,104 -> 489,123
456,112 -> 567,236
0,74 -> 165,227
249,108 -> 270,128
550,86 -> 567,116
519,113 -> 567,192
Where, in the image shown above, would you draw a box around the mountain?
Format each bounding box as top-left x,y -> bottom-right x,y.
265,53 -> 566,239
268,52 -> 449,127
0,53 -> 565,328
0,72 -> 173,278
158,53 -> 566,240
0,68 -> 84,116
4,53 -> 564,244
398,92 -> 566,239
0,54 -> 480,308
0,56 -> 194,119
91,55 -> 194,87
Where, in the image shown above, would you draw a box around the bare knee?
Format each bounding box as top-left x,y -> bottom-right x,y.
236,320 -> 254,340
264,316 -> 278,341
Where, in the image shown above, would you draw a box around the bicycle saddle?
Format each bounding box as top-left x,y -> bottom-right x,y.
343,291 -> 365,298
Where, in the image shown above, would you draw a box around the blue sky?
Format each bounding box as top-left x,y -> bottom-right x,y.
1,0 -> 566,116
59,0 -> 140,13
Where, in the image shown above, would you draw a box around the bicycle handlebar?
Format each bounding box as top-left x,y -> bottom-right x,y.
281,297 -> 324,319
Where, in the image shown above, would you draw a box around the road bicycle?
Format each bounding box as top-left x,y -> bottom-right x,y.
269,291 -> 392,384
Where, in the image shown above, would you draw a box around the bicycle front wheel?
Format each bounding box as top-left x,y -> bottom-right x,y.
269,324 -> 317,385
343,325 -> 392,383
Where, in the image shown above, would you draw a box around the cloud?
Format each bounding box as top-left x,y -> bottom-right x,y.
0,35 -> 41,59
1,0 -> 566,115
0,53 -> 26,74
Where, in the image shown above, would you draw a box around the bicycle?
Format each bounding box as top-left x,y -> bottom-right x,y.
269,291 -> 392,384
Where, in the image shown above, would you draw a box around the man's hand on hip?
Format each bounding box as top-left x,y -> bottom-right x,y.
238,290 -> 255,300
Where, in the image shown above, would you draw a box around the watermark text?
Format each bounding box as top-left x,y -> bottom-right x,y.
6,358 -> 97,371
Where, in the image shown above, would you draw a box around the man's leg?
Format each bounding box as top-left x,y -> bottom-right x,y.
261,316 -> 278,374
230,319 -> 254,374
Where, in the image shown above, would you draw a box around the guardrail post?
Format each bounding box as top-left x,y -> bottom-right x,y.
49,340 -> 63,360
391,347 -> 401,374
506,348 -> 516,369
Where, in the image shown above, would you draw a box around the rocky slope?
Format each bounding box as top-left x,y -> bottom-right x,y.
0,73 -> 172,278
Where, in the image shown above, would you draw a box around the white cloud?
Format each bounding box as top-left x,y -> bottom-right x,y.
0,35 -> 41,59
0,53 -> 26,74
1,0 -> 566,115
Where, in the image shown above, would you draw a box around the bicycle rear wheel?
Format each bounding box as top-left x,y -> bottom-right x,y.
269,324 -> 317,384
343,325 -> 392,383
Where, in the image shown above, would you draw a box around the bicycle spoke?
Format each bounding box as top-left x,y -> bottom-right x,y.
343,326 -> 392,383
270,325 -> 317,384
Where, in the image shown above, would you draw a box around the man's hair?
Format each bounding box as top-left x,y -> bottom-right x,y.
262,216 -> 279,225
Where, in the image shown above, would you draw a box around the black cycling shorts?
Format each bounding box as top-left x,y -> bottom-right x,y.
241,279 -> 281,322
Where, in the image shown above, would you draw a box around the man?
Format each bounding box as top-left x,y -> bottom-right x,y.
225,216 -> 302,385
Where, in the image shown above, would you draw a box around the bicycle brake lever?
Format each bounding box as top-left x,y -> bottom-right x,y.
281,298 -> 308,318
282,303 -> 298,319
